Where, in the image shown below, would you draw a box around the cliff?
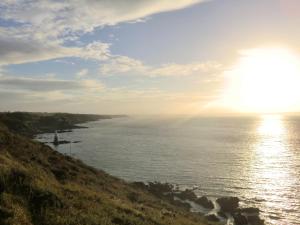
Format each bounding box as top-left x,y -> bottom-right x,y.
0,114 -> 212,225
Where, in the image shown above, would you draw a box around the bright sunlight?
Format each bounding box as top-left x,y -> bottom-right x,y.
224,47 -> 300,113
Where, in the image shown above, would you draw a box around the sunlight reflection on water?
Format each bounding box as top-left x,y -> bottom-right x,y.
36,115 -> 300,224
251,115 -> 298,224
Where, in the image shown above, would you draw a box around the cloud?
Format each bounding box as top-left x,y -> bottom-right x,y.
0,1 -> 206,65
79,42 -> 111,61
99,56 -> 145,75
150,61 -> 222,77
0,0 -> 223,114
76,69 -> 89,79
0,0 -> 204,39
99,56 -> 222,77
0,36 -> 110,65
0,85 -> 219,114
0,76 -> 103,92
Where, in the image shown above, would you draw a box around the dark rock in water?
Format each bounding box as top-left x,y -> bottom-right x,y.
147,182 -> 174,196
195,196 -> 214,209
51,140 -> 71,145
176,189 -> 197,201
217,211 -> 227,218
216,197 -> 239,213
205,214 -> 219,222
233,212 -> 248,225
72,141 -> 81,143
240,207 -> 260,215
57,129 -> 72,133
269,215 -> 281,220
247,215 -> 264,225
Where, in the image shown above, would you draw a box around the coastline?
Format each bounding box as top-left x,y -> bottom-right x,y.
0,112 -> 125,137
0,112 -> 213,225
1,112 -> 265,225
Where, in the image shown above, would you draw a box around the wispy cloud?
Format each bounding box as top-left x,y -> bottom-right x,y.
99,56 -> 222,77
0,36 -> 110,65
0,0 -> 203,38
0,0 -> 223,114
76,69 -> 89,79
0,76 -> 103,92
0,0 -> 205,65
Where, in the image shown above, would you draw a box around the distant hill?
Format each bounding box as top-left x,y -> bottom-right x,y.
0,113 -> 212,225
0,112 -> 123,137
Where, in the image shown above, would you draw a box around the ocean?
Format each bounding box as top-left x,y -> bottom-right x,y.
36,115 -> 300,224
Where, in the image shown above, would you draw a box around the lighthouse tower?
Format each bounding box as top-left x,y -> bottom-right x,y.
53,131 -> 59,145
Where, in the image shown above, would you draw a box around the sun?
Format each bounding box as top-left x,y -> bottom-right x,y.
224,47 -> 300,113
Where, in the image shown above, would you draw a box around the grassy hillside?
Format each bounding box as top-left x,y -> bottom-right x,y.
0,118 -> 212,225
0,112 -> 120,137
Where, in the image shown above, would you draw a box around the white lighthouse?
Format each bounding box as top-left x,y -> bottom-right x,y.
53,131 -> 59,145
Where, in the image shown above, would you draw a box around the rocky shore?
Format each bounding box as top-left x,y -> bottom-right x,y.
132,182 -> 264,225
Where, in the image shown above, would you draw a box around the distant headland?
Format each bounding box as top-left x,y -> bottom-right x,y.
0,112 -> 125,137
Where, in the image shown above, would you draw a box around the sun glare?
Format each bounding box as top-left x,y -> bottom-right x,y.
224,47 -> 300,113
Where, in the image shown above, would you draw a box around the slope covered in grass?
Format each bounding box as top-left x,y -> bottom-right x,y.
0,123 -> 212,225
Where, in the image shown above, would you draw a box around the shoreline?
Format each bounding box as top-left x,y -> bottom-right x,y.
1,112 -> 266,224
0,114 -> 211,225
35,116 -> 266,225
131,182 -> 264,225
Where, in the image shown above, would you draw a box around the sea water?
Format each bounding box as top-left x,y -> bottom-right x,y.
36,115 -> 300,224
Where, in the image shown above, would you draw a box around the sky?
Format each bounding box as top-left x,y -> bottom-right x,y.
1,0 -> 300,115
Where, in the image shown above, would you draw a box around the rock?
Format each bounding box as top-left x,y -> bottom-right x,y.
217,211 -> 227,218
51,140 -> 71,145
233,212 -> 248,225
176,189 -> 197,201
147,182 -> 174,196
247,215 -> 264,225
131,182 -> 147,189
216,197 -> 239,213
205,214 -> 220,222
240,207 -> 260,215
57,129 -> 72,133
195,196 -> 214,209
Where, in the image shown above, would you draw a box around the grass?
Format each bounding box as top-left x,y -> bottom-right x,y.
0,124 -> 215,225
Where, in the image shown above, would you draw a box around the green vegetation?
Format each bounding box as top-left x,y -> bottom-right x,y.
0,113 -> 213,225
